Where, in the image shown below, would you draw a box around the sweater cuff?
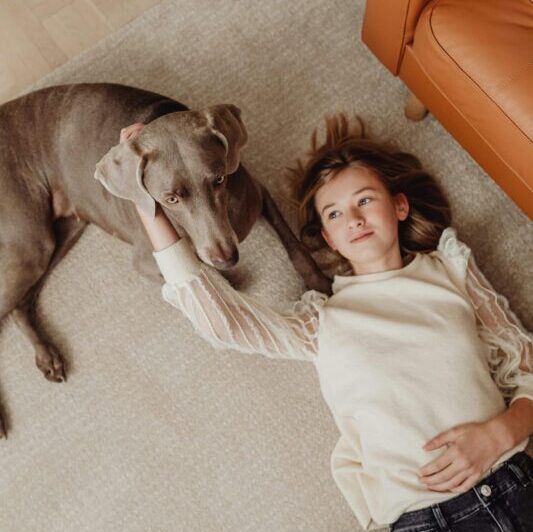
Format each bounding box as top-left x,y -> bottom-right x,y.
152,238 -> 202,285
509,383 -> 533,405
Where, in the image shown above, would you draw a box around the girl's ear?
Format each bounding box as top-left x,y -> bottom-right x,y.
395,192 -> 410,221
321,227 -> 337,251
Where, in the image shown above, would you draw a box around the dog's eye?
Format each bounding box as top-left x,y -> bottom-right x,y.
166,196 -> 179,204
214,175 -> 226,186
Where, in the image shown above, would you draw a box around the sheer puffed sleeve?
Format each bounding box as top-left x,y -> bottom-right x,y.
438,227 -> 533,405
152,238 -> 328,362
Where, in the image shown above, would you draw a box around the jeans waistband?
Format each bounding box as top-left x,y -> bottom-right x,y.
390,451 -> 532,531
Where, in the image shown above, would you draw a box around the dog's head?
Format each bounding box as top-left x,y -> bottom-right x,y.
94,105 -> 247,269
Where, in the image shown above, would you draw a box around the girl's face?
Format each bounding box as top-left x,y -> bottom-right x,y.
314,166 -> 410,275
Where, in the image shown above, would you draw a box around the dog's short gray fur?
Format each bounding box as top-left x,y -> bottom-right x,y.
0,82 -> 331,438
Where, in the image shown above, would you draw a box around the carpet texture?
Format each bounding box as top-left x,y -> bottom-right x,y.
0,1 -> 531,531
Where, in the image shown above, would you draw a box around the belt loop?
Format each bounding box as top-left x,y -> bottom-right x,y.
507,462 -> 529,488
431,505 -> 451,531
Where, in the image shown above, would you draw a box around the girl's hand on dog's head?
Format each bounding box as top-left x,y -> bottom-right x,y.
119,122 -> 145,143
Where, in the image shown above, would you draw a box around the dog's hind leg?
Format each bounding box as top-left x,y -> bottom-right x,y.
10,216 -> 87,385
0,223 -> 56,438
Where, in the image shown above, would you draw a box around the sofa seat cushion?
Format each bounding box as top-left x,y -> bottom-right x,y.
411,0 -> 532,181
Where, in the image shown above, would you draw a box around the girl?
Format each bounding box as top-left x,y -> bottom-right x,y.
120,115 -> 533,531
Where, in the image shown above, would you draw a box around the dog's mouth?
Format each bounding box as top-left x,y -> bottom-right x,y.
199,238 -> 240,269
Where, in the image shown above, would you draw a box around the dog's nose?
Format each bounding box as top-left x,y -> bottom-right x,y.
210,248 -> 239,269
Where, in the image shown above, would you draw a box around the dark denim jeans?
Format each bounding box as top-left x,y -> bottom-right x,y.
390,451 -> 533,532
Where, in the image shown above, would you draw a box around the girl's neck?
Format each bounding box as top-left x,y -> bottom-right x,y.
348,252 -> 415,277
349,247 -> 411,276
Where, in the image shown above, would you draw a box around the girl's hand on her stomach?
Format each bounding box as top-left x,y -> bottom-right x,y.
418,421 -> 506,493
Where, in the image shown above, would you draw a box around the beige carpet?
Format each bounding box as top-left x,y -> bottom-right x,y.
1,1 -> 531,531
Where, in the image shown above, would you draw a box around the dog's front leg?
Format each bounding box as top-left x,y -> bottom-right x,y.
260,187 -> 332,296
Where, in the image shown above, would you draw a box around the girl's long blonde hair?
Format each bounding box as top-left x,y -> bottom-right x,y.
285,113 -> 453,276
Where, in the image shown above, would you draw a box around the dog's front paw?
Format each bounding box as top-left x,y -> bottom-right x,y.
35,343 -> 67,383
307,272 -> 333,296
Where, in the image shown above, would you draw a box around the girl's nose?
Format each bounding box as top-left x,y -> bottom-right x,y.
347,207 -> 365,227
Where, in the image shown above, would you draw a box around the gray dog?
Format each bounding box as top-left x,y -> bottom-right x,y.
0,82 -> 331,438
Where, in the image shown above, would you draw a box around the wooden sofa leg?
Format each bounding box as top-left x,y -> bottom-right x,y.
405,92 -> 428,121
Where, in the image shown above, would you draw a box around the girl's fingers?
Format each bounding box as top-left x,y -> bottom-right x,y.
119,123 -> 145,142
420,460 -> 462,486
120,126 -> 136,142
426,469 -> 472,493
420,448 -> 453,477
450,473 -> 479,494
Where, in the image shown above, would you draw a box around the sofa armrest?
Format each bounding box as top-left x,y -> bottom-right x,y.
361,0 -> 432,75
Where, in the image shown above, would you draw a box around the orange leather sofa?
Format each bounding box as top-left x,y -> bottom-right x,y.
361,0 -> 532,219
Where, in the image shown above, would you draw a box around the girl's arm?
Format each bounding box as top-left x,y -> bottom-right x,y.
487,398 -> 533,453
419,228 -> 531,493
136,204 -> 327,362
136,203 -> 181,251
465,252 -> 533,446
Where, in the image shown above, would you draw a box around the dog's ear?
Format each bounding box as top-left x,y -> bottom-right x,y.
94,141 -> 156,218
201,104 -> 248,174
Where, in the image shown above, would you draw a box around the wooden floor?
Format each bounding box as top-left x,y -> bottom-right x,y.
0,0 -> 163,104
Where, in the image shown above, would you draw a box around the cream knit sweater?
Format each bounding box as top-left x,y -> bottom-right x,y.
152,226 -> 533,530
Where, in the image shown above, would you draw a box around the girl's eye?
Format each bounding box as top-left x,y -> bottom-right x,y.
328,196 -> 372,220
327,198 -> 372,219
214,175 -> 226,186
166,196 -> 179,204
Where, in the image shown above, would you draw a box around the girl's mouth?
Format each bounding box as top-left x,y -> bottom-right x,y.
351,232 -> 373,243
